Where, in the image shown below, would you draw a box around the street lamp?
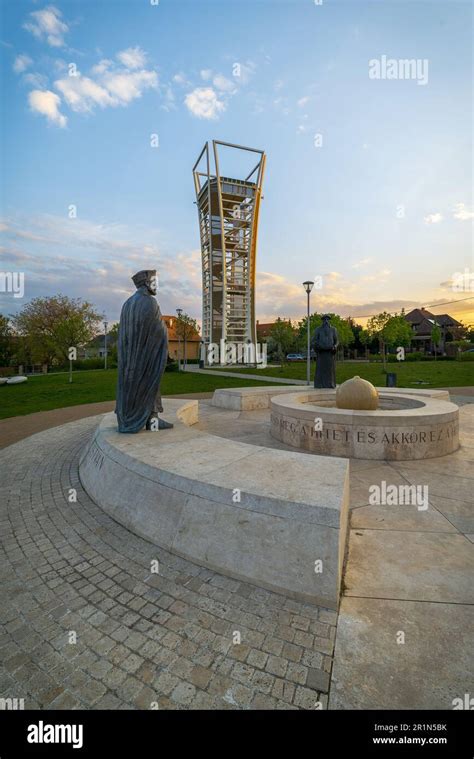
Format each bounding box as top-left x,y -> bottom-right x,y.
303,281 -> 314,386
183,320 -> 187,370
103,315 -> 108,370
176,308 -> 182,371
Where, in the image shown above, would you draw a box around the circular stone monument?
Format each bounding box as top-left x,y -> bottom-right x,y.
270,389 -> 459,460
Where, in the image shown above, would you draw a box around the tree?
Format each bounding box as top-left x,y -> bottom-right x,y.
174,312 -> 199,366
108,323 -> 119,364
367,311 -> 412,370
359,328 -> 371,359
0,315 -> 14,367
431,323 -> 442,360
108,323 -> 119,339
268,318 -> 297,367
11,295 -> 102,366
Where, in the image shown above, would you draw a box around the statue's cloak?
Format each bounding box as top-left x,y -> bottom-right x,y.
311,324 -> 338,389
116,286 -> 168,433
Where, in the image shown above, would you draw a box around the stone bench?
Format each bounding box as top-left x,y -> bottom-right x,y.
212,385 -> 311,411
212,385 -> 450,411
79,399 -> 349,609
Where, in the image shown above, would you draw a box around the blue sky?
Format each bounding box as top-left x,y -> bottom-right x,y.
1,0 -> 473,326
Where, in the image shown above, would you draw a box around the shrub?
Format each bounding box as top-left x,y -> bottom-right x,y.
75,358 -> 107,370
52,358 -> 117,372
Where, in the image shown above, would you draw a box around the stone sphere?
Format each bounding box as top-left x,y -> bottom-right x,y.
336,375 -> 379,410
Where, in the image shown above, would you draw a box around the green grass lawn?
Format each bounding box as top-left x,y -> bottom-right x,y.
0,369 -> 280,420
1,361 -> 472,420
208,360 -> 474,388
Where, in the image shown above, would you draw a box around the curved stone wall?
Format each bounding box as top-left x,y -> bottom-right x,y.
79,403 -> 350,609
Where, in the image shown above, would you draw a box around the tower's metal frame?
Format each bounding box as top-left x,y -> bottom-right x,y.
193,140 -> 266,362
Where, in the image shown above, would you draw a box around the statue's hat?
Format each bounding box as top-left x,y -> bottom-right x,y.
132,270 -> 156,288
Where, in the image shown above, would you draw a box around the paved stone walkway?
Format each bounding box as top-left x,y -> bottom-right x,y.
196,398 -> 474,709
0,417 -> 336,710
184,364 -> 307,384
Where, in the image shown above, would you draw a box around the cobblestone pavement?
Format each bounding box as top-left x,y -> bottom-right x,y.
0,417 -> 336,710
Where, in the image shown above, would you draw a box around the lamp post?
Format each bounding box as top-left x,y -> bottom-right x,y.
183,320 -> 187,371
176,308 -> 182,371
103,316 -> 108,370
302,281 -> 314,386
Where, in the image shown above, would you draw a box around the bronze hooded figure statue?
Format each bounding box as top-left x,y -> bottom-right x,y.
311,314 -> 339,389
116,269 -> 173,433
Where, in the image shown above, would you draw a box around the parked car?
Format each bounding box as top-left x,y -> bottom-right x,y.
286,353 -> 305,362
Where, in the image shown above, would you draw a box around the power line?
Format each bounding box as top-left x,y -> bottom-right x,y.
347,296 -> 474,320
423,296 -> 474,309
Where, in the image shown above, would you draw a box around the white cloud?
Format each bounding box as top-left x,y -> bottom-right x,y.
0,213 -> 204,322
116,46 -> 147,70
424,213 -> 443,224
53,62 -> 158,116
29,47 -> 159,125
91,59 -> 113,75
182,62 -> 253,119
24,5 -> 69,48
55,74 -> 116,112
360,268 -> 392,284
213,74 -> 236,93
453,203 -> 474,221
161,84 -> 176,112
23,72 -> 49,88
172,72 -> 189,86
13,54 -> 32,74
103,69 -> 158,105
184,87 -> 225,119
53,58 -> 68,72
352,257 -> 372,268
28,89 -> 67,127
